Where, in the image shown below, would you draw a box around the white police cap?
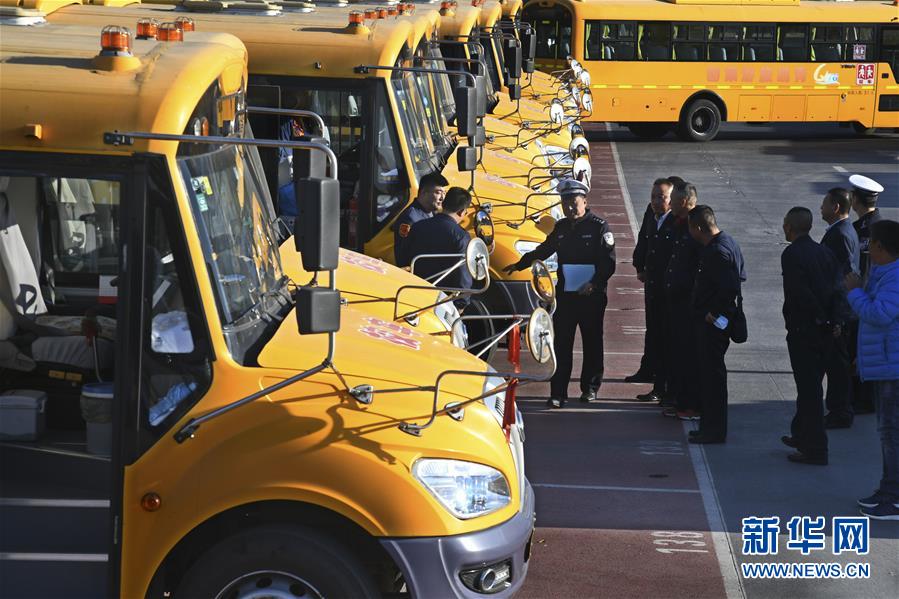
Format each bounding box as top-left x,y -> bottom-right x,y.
849,174 -> 884,195
557,177 -> 590,198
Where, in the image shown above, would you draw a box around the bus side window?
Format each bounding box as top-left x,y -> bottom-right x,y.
810,25 -> 843,62
595,21 -> 636,61
638,22 -> 671,61
585,21 -> 601,60
846,25 -> 876,62
672,22 -> 706,62
139,171 -> 211,440
743,25 -> 776,62
708,25 -> 742,62
881,28 -> 899,77
777,24 -> 809,61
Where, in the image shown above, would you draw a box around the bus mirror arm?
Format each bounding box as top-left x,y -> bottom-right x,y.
244,106 -> 327,140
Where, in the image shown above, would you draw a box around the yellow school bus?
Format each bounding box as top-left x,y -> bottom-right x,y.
48,1 -> 558,323
0,20 -> 541,598
523,0 -> 899,140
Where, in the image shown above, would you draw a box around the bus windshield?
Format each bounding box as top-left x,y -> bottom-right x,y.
179,142 -> 289,362
392,71 -> 441,178
414,51 -> 456,165
424,45 -> 458,125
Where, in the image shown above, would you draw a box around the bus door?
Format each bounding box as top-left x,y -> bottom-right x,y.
0,154 -> 143,598
874,26 -> 899,128
521,1 -> 571,72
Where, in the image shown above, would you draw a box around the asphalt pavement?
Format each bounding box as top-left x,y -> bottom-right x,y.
515,123 -> 899,599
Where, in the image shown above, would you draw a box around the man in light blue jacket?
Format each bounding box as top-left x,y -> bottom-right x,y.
845,220 -> 899,520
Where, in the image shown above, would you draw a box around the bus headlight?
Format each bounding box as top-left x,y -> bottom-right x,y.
435,292 -> 467,348
412,458 -> 511,519
514,241 -> 558,272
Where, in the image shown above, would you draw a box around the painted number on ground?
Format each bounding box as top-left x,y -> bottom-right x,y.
639,440 -> 685,456
652,531 -> 709,554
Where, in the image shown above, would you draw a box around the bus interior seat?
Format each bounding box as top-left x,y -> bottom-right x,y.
642,43 -> 669,61
603,45 -> 613,60
676,45 -> 700,61
779,45 -> 805,61
709,46 -> 727,61
813,44 -> 842,61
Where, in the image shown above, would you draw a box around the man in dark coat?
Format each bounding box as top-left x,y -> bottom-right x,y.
393,172 -> 449,266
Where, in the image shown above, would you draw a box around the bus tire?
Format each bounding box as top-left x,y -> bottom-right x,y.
626,123 -> 670,139
176,525 -> 380,599
464,297 -> 497,362
851,122 -> 876,135
677,99 -> 721,142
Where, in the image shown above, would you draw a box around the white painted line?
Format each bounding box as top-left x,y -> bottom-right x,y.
0,552 -> 108,562
0,498 -> 109,508
534,482 -> 701,494
683,421 -> 746,599
832,165 -> 848,173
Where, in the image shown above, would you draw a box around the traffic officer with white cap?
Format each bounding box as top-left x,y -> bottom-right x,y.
849,174 -> 885,414
503,178 -> 616,408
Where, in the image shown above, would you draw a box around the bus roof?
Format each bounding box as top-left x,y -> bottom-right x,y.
0,22 -> 247,154
47,2 -> 417,79
551,0 -> 899,23
478,0 -> 501,27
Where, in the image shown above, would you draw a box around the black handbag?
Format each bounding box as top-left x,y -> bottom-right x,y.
729,295 -> 748,344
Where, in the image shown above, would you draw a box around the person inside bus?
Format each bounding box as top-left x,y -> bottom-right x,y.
393,172 -> 449,267
404,187 -> 474,310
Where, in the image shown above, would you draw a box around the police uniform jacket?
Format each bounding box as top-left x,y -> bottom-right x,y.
644,211 -> 677,295
692,231 -> 746,319
664,217 -> 703,301
393,200 -> 433,267
853,208 -> 883,278
632,203 -> 654,274
518,210 -> 616,293
405,214 -> 473,306
821,217 -> 860,276
781,235 -> 848,333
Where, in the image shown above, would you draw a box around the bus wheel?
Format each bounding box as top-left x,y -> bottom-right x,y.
464,298 -> 497,362
176,525 -> 380,599
626,123 -> 670,139
852,122 -> 876,136
677,99 -> 721,142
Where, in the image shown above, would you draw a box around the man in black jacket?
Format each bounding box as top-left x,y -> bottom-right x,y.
820,187 -> 860,429
780,207 -> 847,466
393,172 -> 449,266
504,178 -> 616,408
687,205 -> 746,444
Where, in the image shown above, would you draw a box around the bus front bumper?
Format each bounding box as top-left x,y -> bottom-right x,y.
380,479 -> 536,598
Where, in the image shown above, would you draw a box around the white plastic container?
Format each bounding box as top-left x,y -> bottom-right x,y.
80,382 -> 114,456
0,390 -> 47,441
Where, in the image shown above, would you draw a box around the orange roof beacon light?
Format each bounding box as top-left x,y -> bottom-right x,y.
405,2 -> 415,13
387,6 -> 398,17
376,7 -> 388,19
157,22 -> 184,42
100,24 -> 132,56
364,8 -> 377,19
135,18 -> 159,40
174,16 -> 195,32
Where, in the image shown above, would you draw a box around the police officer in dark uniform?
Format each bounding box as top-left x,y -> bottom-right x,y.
780,207 -> 847,466
849,174 -> 885,414
687,205 -> 746,444
503,178 -> 616,408
820,187 -> 860,428
662,183 -> 703,420
393,172 -> 449,266
405,187 -> 474,309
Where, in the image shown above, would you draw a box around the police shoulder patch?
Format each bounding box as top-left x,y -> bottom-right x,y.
399,223 -> 411,238
603,231 -> 615,246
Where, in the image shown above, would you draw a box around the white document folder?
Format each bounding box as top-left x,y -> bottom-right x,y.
562,264 -> 595,292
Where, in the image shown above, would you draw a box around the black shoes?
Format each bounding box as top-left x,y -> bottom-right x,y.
787,451 -> 828,466
547,398 -> 566,409
636,391 -> 662,402
579,390 -> 597,403
781,435 -> 798,449
858,491 -> 891,508
624,370 -> 654,383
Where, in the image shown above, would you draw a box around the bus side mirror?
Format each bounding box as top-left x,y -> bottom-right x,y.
294,177 -> 340,271
474,74 -> 487,118
502,39 -> 523,81
474,209 -> 494,248
292,137 -> 329,179
457,146 -> 477,172
522,30 -> 536,73
295,286 -> 341,334
453,85 -> 477,137
508,83 -> 521,101
474,125 -> 486,147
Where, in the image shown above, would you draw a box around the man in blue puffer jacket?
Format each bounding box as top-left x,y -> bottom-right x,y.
845,220 -> 899,520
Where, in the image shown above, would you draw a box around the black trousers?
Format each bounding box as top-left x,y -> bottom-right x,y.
824,327 -> 854,423
646,289 -> 669,395
550,291 -> 608,399
787,329 -> 829,458
696,321 -> 730,439
637,287 -> 653,375
667,297 -> 700,411
847,320 -> 875,411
